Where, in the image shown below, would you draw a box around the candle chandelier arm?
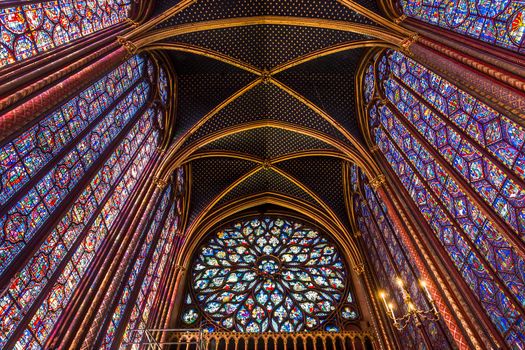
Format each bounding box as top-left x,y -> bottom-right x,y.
378,279 -> 441,331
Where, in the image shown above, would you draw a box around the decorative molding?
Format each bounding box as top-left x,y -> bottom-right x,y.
125,18 -> 140,27
154,177 -> 169,189
133,16 -> 408,49
117,36 -> 138,55
369,145 -> 380,153
369,174 -> 386,190
353,262 -> 365,275
394,15 -> 407,24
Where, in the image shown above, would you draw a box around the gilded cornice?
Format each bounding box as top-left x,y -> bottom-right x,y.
337,0 -> 414,37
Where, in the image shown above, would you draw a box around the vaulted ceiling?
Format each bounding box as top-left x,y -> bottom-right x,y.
147,0 -> 392,237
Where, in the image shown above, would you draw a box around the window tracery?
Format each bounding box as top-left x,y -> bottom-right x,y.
0,54 -> 160,348
400,0 -> 525,52
180,217 -> 359,333
363,49 -> 525,347
0,0 -> 131,69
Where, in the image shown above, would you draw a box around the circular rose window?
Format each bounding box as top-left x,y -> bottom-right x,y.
180,216 -> 358,332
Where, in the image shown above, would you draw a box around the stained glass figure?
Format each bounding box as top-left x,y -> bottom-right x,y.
123,191 -> 184,345
182,217 -> 357,332
7,108 -> 158,348
0,58 -> 149,277
0,0 -> 131,69
400,0 -> 525,53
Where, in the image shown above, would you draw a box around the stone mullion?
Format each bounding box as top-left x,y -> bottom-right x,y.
385,97 -> 525,261
390,73 -> 525,188
150,234 -> 185,333
357,196 -> 426,348
47,149 -> 159,348
349,218 -> 399,350
357,269 -> 399,350
148,233 -> 182,330
78,181 -> 164,349
90,188 -> 164,348
403,18 -> 525,71
47,140 -> 157,347
0,46 -> 128,140
3,104 -> 153,349
373,146 -> 502,349
110,192 -> 174,349
379,122 -> 525,341
365,185 -> 454,348
0,76 -> 146,224
408,42 -> 525,125
161,267 -> 187,343
0,23 -> 129,98
0,100 -> 151,295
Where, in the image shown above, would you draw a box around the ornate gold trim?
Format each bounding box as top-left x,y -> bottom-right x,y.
271,40 -> 395,74
117,36 -> 138,55
122,0 -> 196,41
157,120 -> 379,184
271,78 -> 382,177
177,192 -> 364,270
336,0 -> 415,37
369,174 -> 386,190
132,16 -> 409,49
184,150 -> 265,165
154,176 -> 169,189
353,262 -> 365,275
157,78 -> 262,174
143,42 -> 262,75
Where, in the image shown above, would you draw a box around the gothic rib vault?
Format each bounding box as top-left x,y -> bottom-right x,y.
129,1 -> 405,267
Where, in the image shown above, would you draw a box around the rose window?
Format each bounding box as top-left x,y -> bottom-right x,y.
180,217 -> 359,332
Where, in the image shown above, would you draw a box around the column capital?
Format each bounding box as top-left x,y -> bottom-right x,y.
174,265 -> 187,271
394,14 -> 407,24
125,18 -> 140,27
353,262 -> 365,275
369,174 -> 386,190
117,36 -> 138,56
154,177 -> 169,189
369,145 -> 380,153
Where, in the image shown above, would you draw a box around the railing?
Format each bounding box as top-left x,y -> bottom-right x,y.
121,329 -> 374,350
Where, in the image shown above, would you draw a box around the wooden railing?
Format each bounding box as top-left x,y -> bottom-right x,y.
122,329 -> 374,350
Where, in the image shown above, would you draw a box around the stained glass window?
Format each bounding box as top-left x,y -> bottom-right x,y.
180,216 -> 359,333
0,0 -> 131,69
102,185 -> 172,348
363,49 -> 525,347
0,55 -> 148,276
0,53 -> 159,347
123,191 -> 183,346
158,67 -> 169,106
350,165 -> 453,348
400,0 -> 525,53
5,107 -> 158,348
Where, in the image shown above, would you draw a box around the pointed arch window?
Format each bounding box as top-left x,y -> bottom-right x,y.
350,164 -> 453,348
399,0 -> 525,52
363,49 -> 525,347
0,54 -> 161,348
179,216 -> 360,333
0,0 -> 131,69
122,172 -> 184,345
